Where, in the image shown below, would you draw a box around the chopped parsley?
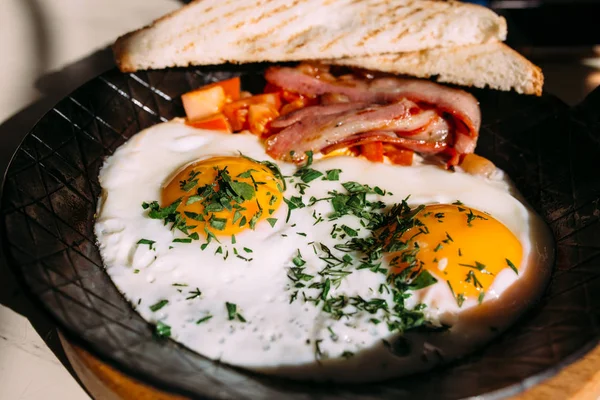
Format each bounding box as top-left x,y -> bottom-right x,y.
465,270 -> 483,289
459,261 -> 495,275
292,250 -> 306,267
149,299 -> 168,312
179,170 -> 201,192
447,281 -> 465,307
506,258 -> 519,275
478,292 -> 485,305
466,209 -> 488,226
186,288 -> 202,300
267,218 -> 277,227
196,315 -> 213,325
324,169 -> 341,181
154,321 -> 171,338
341,350 -> 354,359
225,302 -> 246,322
137,239 -> 155,249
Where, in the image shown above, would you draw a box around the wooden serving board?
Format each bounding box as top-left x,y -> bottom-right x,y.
59,334 -> 600,400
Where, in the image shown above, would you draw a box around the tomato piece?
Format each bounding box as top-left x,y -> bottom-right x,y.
280,90 -> 304,103
186,113 -> 232,133
223,93 -> 282,132
208,77 -> 241,101
248,104 -> 279,136
224,93 -> 282,114
263,82 -> 316,104
181,85 -> 226,121
360,142 -> 384,163
227,108 -> 249,132
385,147 -> 414,166
181,77 -> 241,121
263,82 -> 281,94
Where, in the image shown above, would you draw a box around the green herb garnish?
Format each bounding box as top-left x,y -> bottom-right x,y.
150,299 -> 168,312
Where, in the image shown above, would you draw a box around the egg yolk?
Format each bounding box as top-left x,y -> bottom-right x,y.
391,204 -> 523,300
161,156 -> 283,236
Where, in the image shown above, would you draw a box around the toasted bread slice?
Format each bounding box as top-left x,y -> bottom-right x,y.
330,42 -> 544,95
113,0 -> 506,72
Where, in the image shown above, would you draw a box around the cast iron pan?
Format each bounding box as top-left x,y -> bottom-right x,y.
1,65 -> 600,399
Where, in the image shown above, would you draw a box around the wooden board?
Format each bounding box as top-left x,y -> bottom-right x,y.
59,333 -> 600,400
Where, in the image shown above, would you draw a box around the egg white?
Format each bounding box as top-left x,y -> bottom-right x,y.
95,120 -> 554,382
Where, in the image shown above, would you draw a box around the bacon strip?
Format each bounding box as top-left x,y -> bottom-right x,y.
270,103 -> 367,129
321,131 -> 448,155
264,66 -> 481,159
266,100 -> 446,162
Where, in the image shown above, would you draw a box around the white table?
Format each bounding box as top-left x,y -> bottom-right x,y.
0,1 -> 598,399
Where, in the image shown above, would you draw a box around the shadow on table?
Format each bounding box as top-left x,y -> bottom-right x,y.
0,0 -> 190,395
0,44 -> 115,397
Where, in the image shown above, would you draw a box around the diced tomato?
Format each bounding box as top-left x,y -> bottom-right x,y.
181,85 -> 226,121
205,77 -> 241,101
186,113 -> 232,133
360,142 -> 384,163
224,93 -> 282,114
222,93 -> 282,132
280,90 -> 305,103
263,82 -> 281,94
248,104 -> 279,136
385,147 -> 414,166
263,82 -> 314,103
226,108 -> 249,132
181,77 -> 241,121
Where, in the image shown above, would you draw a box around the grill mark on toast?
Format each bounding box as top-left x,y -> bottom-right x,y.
176,13 -> 221,39
392,8 -> 441,43
249,0 -> 299,25
237,15 -> 299,45
392,13 -> 439,43
174,0 -> 276,40
180,42 -> 196,52
356,4 -> 418,46
320,33 -> 346,52
204,16 -> 220,27
368,0 -> 396,8
224,0 -> 273,19
285,28 -> 313,53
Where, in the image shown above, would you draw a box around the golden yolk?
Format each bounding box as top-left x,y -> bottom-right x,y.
161,156 -> 283,236
391,204 -> 523,300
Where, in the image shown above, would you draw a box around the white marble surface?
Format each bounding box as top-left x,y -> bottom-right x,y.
0,1 -> 598,400
0,1 -> 179,399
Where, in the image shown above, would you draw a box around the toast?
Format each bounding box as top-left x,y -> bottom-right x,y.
330,42 -> 544,95
113,0 -> 507,72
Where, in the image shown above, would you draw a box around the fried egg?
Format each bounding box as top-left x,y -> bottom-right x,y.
94,119 -> 554,382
